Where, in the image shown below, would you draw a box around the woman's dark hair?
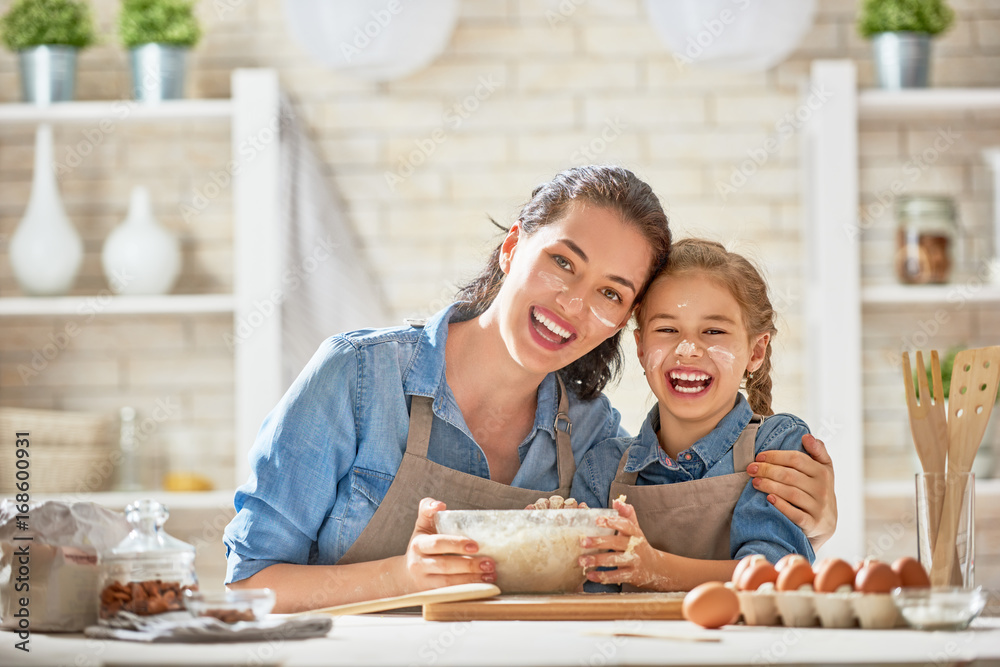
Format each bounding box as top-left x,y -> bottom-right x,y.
454,165 -> 671,399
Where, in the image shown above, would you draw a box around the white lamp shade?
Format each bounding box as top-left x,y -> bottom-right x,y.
282,0 -> 460,81
644,0 -> 817,72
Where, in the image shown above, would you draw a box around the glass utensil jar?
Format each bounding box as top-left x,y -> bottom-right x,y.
895,196 -> 957,284
97,499 -> 197,624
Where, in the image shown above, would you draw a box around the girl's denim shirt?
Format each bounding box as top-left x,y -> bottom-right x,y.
224,303 -> 625,583
573,394 -> 816,564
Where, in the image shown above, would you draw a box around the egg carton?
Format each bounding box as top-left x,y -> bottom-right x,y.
734,584 -> 905,629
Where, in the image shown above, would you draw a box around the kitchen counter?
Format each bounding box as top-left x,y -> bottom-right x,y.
3,614 -> 1000,666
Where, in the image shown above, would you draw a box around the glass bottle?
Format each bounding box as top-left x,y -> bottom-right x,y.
97,499 -> 197,624
895,196 -> 957,284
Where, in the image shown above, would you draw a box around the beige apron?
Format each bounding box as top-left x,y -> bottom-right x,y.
608,416 -> 761,561
338,377 -> 575,564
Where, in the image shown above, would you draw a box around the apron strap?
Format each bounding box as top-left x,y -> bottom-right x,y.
404,395 -> 435,458
554,374 -> 574,492
612,413 -> 764,486
405,374 -> 575,488
733,415 -> 762,471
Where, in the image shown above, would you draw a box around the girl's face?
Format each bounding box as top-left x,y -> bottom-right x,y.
635,272 -> 769,431
494,202 -> 654,377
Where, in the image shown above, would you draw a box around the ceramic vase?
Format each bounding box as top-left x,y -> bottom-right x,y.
9,124 -> 83,296
101,186 -> 181,295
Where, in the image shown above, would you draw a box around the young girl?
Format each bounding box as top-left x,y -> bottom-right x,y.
572,238 -> 815,592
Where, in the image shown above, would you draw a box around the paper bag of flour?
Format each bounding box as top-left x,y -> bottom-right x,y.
0,500 -> 130,631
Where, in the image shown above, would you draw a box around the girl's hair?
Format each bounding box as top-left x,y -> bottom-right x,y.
454,165 -> 671,400
641,238 -> 777,416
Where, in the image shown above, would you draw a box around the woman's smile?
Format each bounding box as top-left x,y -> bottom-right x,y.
529,305 -> 578,349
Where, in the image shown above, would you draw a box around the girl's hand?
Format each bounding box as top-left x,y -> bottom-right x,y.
403,497 -> 497,592
747,434 -> 837,550
577,499 -> 672,590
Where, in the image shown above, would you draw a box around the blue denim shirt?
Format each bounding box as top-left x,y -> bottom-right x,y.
573,394 -> 815,564
224,304 -> 625,583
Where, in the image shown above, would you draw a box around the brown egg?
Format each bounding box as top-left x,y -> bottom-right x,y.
775,553 -> 807,573
813,558 -> 855,593
731,554 -> 766,585
891,557 -> 931,588
855,560 -> 901,594
776,559 -> 815,591
739,559 -> 778,591
683,582 -> 741,629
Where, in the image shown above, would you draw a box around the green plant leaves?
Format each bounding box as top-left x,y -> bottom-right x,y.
118,0 -> 200,49
0,0 -> 97,51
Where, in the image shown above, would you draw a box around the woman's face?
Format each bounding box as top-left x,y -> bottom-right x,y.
493,202 -> 654,377
635,272 -> 768,430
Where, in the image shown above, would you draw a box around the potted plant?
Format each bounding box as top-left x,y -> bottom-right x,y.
118,0 -> 201,102
857,0 -> 955,89
0,0 -> 97,103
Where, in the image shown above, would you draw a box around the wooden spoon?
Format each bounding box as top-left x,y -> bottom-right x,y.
929,346 -> 1000,585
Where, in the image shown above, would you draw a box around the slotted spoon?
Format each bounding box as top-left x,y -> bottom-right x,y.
929,346 -> 1000,585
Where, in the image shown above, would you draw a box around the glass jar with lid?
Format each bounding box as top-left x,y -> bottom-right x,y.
895,196 -> 957,284
97,499 -> 197,624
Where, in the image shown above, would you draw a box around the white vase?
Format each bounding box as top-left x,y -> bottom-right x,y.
101,186 -> 181,295
9,124 -> 83,296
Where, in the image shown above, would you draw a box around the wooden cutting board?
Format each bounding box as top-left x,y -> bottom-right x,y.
423,592 -> 686,621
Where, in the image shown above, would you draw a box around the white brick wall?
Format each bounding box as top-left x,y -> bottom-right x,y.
0,0 -> 999,589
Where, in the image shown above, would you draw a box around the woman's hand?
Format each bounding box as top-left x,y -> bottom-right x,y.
578,499 -> 672,590
525,495 -> 588,509
402,498 -> 497,593
747,434 -> 837,550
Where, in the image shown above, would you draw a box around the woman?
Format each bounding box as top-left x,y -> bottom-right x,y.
225,166 -> 836,612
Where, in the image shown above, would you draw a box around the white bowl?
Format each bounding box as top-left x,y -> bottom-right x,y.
434,509 -> 616,594
892,586 -> 987,631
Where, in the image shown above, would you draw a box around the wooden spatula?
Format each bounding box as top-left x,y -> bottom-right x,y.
929,346 -> 1000,585
903,351 -> 949,556
291,583 -> 501,617
902,350 -> 948,475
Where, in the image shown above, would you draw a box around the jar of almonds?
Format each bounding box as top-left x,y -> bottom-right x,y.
97,499 -> 197,624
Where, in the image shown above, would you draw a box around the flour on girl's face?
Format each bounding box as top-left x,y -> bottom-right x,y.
707,345 -> 736,373
674,340 -> 697,357
643,348 -> 665,375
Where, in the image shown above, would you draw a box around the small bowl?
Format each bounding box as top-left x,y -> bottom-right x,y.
434,509 -> 617,594
184,588 -> 275,623
892,586 -> 987,631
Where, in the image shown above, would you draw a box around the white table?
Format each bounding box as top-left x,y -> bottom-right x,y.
4,615 -> 1000,666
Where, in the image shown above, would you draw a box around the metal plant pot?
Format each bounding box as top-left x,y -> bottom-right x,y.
872,32 -> 931,89
18,45 -> 78,104
129,43 -> 188,102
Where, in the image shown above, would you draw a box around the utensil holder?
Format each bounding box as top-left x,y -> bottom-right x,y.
917,472 -> 975,588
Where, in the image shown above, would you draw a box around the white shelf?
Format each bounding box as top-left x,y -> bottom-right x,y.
866,478 -> 1000,499
19,490 -> 236,511
859,88 -> 1000,117
862,283 -> 1000,305
0,99 -> 233,124
0,293 -> 235,317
